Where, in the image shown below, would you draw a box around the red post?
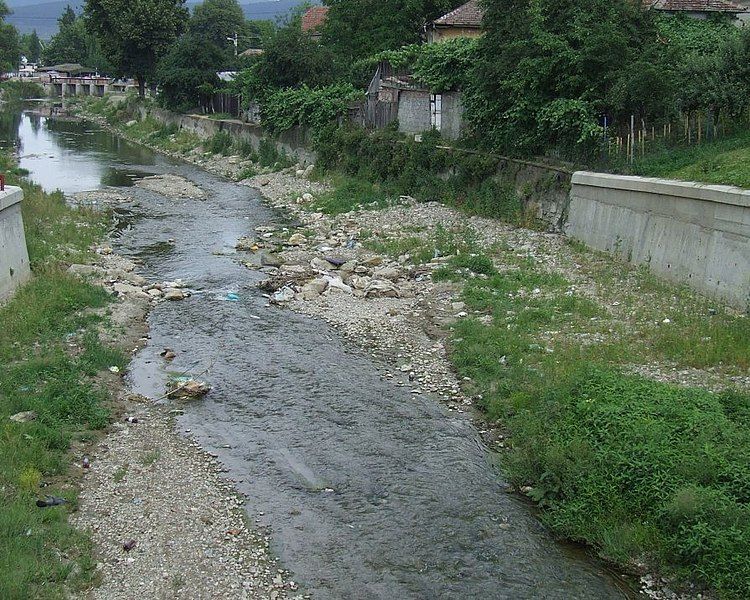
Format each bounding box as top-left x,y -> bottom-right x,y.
0,174 -> 4,191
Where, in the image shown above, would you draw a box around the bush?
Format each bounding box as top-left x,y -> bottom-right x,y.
208,131 -> 233,155
261,83 -> 362,136
505,367 -> 750,597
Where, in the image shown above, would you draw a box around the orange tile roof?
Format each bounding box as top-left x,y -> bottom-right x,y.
302,6 -> 330,33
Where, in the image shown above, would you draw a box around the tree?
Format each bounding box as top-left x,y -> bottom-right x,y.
156,33 -> 224,110
190,0 -> 246,60
59,4 -> 77,29
0,1 -> 20,73
320,0 -> 463,65
43,16 -> 113,73
464,0 -> 665,158
85,0 -> 189,97
21,30 -> 42,63
253,21 -> 337,91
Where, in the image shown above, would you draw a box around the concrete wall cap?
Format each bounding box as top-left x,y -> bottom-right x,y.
0,186 -> 24,212
572,171 -> 750,209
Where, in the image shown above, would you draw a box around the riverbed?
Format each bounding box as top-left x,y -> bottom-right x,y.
1,108 -> 630,599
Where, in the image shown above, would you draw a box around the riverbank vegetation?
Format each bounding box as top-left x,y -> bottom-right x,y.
345,190 -> 750,598
0,149 -> 124,597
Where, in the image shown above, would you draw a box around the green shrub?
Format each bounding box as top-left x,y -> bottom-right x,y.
208,131 -> 233,155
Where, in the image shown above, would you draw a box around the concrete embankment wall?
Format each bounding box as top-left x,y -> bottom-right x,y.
141,107 -> 317,166
141,107 -> 573,229
567,172 -> 750,309
0,186 -> 31,302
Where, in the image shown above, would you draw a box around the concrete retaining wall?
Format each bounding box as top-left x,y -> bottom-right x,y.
0,186 -> 31,302
567,172 -> 750,309
143,107 -> 317,166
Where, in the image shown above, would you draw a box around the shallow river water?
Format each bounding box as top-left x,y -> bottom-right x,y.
1,109 -> 632,599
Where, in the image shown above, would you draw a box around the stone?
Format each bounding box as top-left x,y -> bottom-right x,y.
365,280 -> 400,298
340,261 -> 357,273
300,278 -> 328,300
349,275 -> 371,290
261,253 -> 284,268
295,169 -> 306,178
258,177 -> 271,186
164,288 -> 187,301
361,256 -> 383,267
324,276 -> 353,295
310,257 -> 331,272
302,193 -> 314,203
287,233 -> 306,246
10,411 -> 37,423
113,282 -> 147,297
125,120 -> 137,127
148,288 -> 164,298
67,264 -> 101,278
373,266 -> 401,282
303,164 -> 315,178
235,237 -> 257,251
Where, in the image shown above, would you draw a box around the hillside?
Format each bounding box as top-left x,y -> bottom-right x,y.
6,0 -> 311,38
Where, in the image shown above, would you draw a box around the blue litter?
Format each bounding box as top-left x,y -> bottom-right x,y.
225,293 -> 241,302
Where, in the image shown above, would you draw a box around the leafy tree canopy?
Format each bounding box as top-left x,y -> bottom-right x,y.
253,21 -> 338,91
156,33 -> 224,110
0,1 -> 20,73
85,0 -> 189,95
43,16 -> 113,73
320,0 -> 465,65
190,0 -> 246,59
21,30 -> 42,63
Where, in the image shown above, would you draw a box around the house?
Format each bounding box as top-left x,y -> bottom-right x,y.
426,0 -> 484,44
647,0 -> 749,20
301,6 -> 329,41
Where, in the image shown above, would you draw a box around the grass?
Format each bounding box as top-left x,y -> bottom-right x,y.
446,243 -> 750,598
0,150 -> 123,598
310,175 -> 390,215
633,130 -> 750,188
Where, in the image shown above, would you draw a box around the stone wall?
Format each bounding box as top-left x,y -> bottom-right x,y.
0,186 -> 31,302
567,172 -> 750,309
142,107 -> 317,166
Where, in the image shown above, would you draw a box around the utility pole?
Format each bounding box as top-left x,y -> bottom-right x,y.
227,32 -> 238,56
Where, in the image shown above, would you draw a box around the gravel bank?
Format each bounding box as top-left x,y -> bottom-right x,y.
67,234 -> 297,599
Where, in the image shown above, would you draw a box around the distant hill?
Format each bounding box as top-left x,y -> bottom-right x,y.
6,0 -> 311,38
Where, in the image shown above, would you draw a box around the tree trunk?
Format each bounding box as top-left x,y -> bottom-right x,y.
138,78 -> 145,99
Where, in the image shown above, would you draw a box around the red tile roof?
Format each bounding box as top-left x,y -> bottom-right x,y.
301,6 -> 329,33
433,0 -> 484,27
647,0 -> 747,12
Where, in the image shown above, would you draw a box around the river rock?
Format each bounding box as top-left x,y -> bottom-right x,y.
365,280 -> 400,298
373,266 -> 401,282
235,237 -> 257,251
302,193 -> 314,203
349,275 -> 371,291
164,288 -> 186,301
113,282 -> 149,298
361,256 -> 383,267
303,164 -> 315,178
340,260 -> 357,273
68,264 -> 103,278
287,233 -> 306,246
10,411 -> 37,423
300,278 -> 329,300
310,257 -> 331,272
261,253 -> 284,267
148,288 -> 164,298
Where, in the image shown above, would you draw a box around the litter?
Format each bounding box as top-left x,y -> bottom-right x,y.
36,495 -> 68,508
224,293 -> 241,302
167,377 -> 211,399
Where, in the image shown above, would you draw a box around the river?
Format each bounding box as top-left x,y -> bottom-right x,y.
1,107 -> 631,599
